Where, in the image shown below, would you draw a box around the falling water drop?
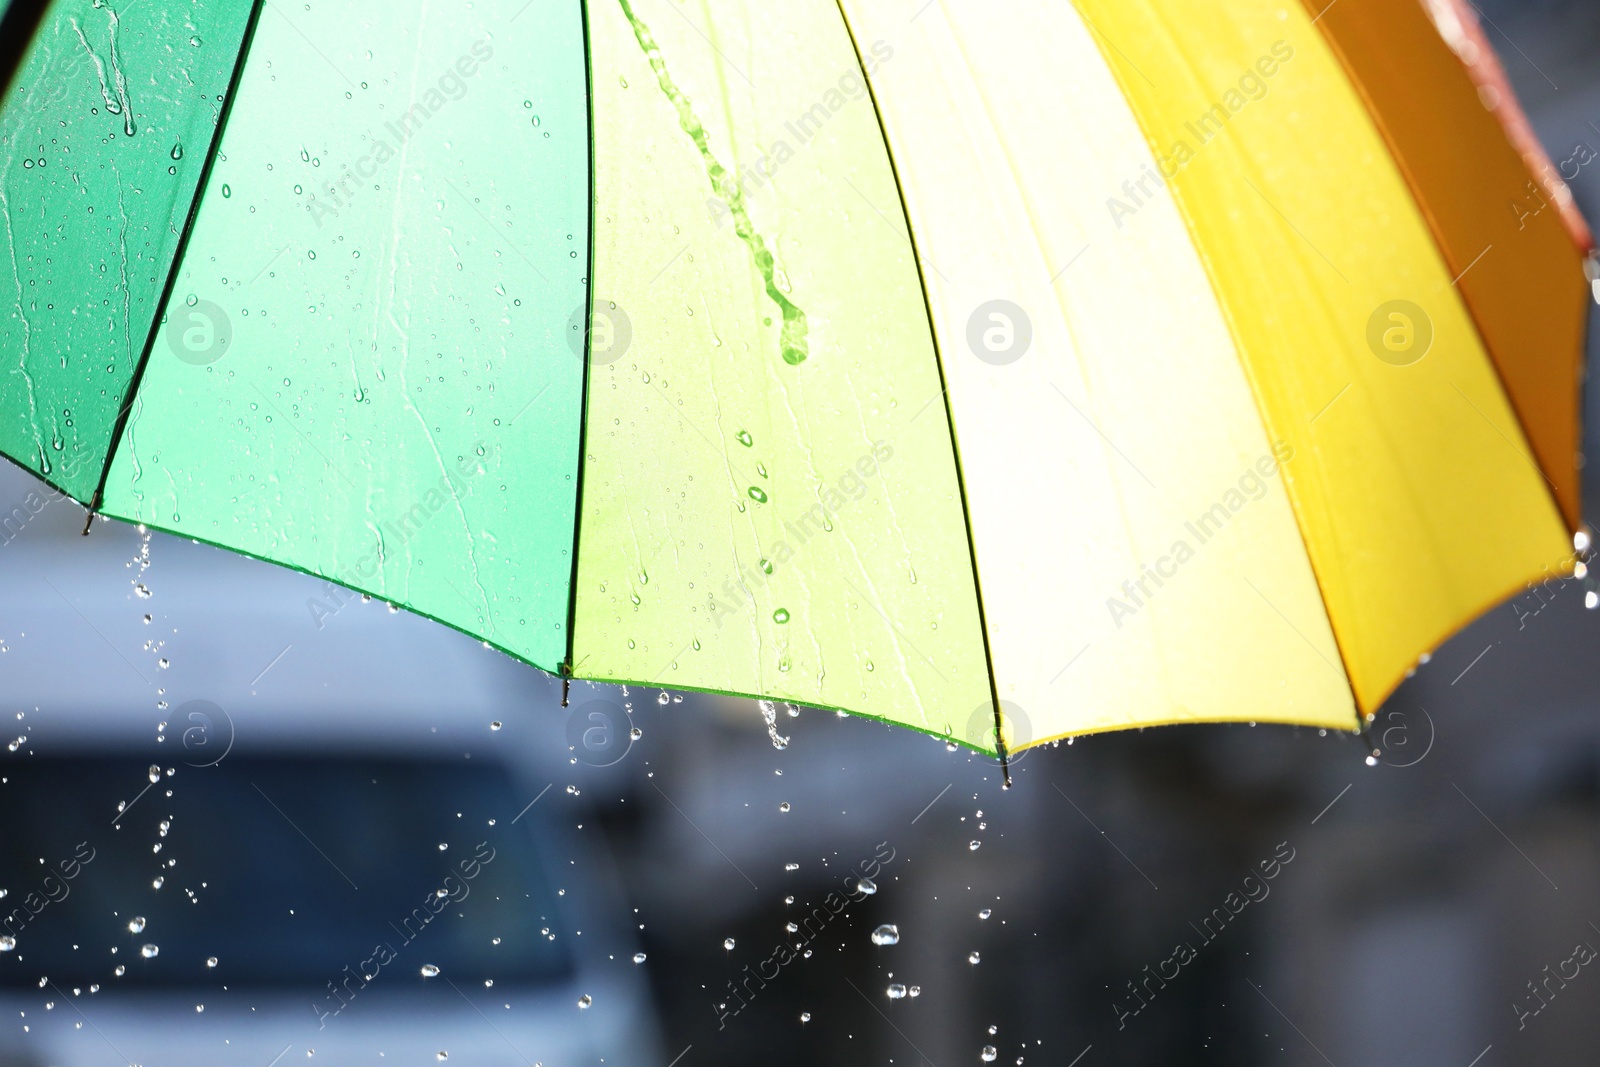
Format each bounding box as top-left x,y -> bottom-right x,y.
871,924 -> 900,946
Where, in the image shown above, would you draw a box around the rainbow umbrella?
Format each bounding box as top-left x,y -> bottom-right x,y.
0,0 -> 1591,772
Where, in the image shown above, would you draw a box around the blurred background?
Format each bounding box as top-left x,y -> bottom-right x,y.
4,1 -> 1600,1064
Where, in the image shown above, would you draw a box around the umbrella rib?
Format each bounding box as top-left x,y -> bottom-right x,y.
0,0 -> 51,103
563,0 -> 600,683
831,0 -> 1009,783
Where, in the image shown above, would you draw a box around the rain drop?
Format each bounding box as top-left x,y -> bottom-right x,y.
736,430 -> 753,447
206,957 -> 218,968
128,917 -> 146,934
421,964 -> 440,977
0,937 -> 14,952
577,994 -> 593,1009
633,952 -> 646,964
968,951 -> 981,965
979,908 -> 992,920
982,1047 -> 998,1062
490,721 -> 503,731
723,938 -> 736,951
748,486 -> 768,504
779,802 -> 791,813
856,877 -> 877,896
800,1011 -> 812,1023
871,924 -> 900,946
140,944 -> 159,959
969,840 -> 982,851
887,983 -> 907,999
773,608 -> 790,624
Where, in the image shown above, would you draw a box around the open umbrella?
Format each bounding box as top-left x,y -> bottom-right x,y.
0,0 -> 1591,771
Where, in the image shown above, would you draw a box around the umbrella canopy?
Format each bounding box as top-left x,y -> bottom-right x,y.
0,0 -> 1589,759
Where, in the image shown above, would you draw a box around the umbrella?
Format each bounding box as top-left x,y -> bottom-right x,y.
0,0 -> 1591,774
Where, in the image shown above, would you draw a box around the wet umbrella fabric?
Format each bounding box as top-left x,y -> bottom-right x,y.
0,0 -> 1589,756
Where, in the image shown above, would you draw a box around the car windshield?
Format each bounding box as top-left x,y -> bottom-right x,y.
0,755 -> 572,989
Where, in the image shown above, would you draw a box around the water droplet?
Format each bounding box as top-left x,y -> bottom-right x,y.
982,1047 -> 998,1062
773,608 -> 790,624
577,994 -> 593,1009
856,877 -> 877,895
871,924 -> 900,946
490,721 -> 503,731
778,801 -> 791,813
968,951 -> 981,965
887,983 -> 907,999
128,917 -> 146,934
140,944 -> 159,959
657,691 -> 670,705
785,863 -> 800,871
630,726 -> 643,740
978,908 -> 992,920
723,938 -> 736,951
170,142 -> 183,160
421,964 -> 440,977
800,1011 -> 812,1023
114,965 -> 125,976
736,430 -> 753,447
633,952 -> 647,964
220,184 -> 231,198
969,840 -> 981,851
0,937 -> 14,952
909,985 -> 921,997
748,486 -> 768,504
206,957 -> 218,968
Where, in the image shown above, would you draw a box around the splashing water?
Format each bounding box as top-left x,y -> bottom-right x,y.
758,700 -> 790,750
615,0 -> 809,366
